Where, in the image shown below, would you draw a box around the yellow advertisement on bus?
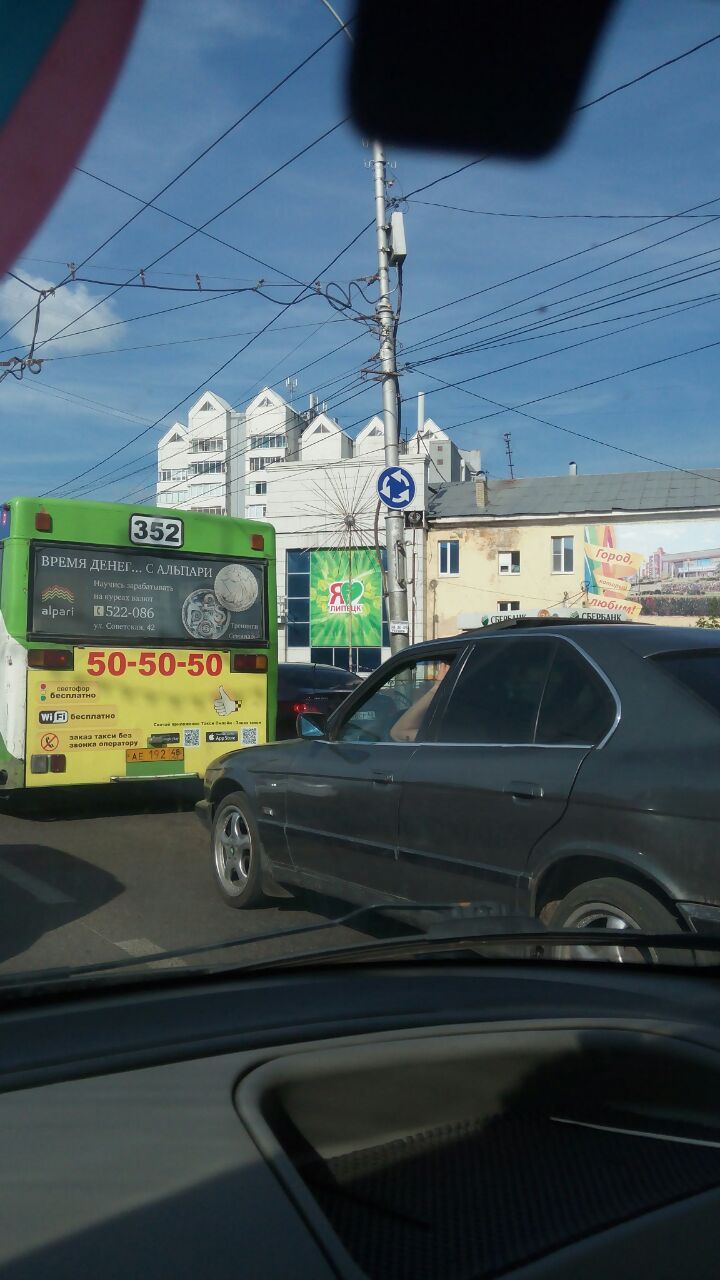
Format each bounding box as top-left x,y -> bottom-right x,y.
26,646 -> 267,786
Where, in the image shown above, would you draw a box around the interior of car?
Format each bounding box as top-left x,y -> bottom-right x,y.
4,3 -> 720,1278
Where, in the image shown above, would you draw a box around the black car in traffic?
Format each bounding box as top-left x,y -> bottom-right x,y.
275,662 -> 361,739
198,621 -> 720,951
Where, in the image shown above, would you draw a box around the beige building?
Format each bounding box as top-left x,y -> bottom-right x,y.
426,467 -> 720,636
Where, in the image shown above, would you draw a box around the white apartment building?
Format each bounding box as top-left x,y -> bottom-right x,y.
156,391 -> 234,515
155,385 -> 480,673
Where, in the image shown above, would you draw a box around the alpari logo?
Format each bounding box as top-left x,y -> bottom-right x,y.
41,584 -> 75,603
328,580 -> 364,614
39,710 -> 68,724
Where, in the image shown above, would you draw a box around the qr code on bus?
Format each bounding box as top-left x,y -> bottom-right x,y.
183,727 -> 200,748
241,727 -> 258,746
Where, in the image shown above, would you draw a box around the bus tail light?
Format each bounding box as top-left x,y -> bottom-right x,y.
34,512 -> 53,532
291,702 -> 321,715
30,754 -> 66,774
231,654 -> 268,673
28,649 -> 74,671
251,534 -> 264,550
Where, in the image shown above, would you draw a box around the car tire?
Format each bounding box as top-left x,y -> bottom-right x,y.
211,791 -> 266,909
548,876 -> 683,963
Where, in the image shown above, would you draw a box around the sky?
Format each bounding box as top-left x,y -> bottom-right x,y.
4,0 -> 720,501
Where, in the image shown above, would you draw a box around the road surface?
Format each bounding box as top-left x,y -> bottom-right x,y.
0,783 -> 391,982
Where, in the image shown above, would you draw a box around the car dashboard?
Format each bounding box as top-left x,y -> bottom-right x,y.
1,961 -> 720,1278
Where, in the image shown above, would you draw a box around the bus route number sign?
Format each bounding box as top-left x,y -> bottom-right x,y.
129,514 -> 184,548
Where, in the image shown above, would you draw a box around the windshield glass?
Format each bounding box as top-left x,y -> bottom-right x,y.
4,0 -> 720,990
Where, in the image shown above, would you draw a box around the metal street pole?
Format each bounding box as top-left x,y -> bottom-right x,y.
316,3 -> 409,654
372,140 -> 409,654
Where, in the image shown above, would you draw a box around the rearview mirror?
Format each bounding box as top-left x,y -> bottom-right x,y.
297,712 -> 327,739
348,0 -> 616,158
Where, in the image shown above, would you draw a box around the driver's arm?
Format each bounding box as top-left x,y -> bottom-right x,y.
389,665 -> 449,742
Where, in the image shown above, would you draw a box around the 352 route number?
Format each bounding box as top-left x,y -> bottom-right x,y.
129,514 -> 183,547
86,650 -> 223,677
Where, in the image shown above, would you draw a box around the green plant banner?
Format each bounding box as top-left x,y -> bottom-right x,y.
309,549 -> 382,646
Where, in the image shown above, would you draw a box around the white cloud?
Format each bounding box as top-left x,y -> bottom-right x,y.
0,274 -> 121,356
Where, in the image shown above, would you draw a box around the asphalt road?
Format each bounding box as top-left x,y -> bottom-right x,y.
0,783 -> 388,982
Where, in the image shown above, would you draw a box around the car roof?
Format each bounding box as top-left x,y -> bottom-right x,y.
279,662 -> 359,675
400,621 -> 720,663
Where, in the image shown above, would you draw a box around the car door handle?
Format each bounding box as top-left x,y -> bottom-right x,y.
505,780 -> 544,800
372,772 -> 395,785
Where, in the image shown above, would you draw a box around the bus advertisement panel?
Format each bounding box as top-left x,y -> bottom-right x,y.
30,543 -> 266,644
27,648 -> 267,785
0,498 -> 276,790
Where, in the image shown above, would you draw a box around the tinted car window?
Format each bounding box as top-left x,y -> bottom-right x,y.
337,656 -> 455,743
435,639 -> 554,744
277,665 -> 310,699
652,651 -> 720,718
536,641 -> 616,745
312,666 -> 361,691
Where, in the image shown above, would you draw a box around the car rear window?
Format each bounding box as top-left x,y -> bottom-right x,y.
312,666 -> 361,690
652,651 -> 720,717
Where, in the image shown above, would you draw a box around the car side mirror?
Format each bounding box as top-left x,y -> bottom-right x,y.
297,712 -> 327,739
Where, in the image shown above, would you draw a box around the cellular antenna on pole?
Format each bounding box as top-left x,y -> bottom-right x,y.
504,432 -> 515,480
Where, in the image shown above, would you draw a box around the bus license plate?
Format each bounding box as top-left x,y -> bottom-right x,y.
125,746 -> 184,763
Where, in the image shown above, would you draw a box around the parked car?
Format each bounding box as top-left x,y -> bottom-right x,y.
198,621 -> 720,955
275,662 -> 361,739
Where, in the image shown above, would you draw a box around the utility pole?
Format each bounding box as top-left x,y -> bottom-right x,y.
372,140 -> 409,654
317,2 -> 409,654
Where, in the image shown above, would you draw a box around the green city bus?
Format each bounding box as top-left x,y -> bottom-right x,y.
0,498 -> 277,790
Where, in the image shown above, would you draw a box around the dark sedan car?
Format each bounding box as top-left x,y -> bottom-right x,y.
275,662 -> 361,739
198,621 -> 720,952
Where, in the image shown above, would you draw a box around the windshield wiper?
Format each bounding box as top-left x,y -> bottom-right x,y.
1,906 -> 718,997
0,902 -> 524,993
238,927 -> 718,973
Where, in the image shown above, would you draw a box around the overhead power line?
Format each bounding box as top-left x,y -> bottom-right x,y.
400,198 -> 720,358
43,219 -> 375,496
0,23 -> 347,347
15,117 -> 350,373
410,198 -> 716,221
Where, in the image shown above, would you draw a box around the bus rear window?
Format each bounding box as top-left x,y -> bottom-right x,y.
30,543 -> 267,645
653,651 -> 720,717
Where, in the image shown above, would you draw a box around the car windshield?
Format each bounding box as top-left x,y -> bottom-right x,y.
5,0 -> 720,992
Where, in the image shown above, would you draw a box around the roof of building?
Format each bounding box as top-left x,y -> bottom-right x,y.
190,390 -> 231,413
429,468 -> 720,519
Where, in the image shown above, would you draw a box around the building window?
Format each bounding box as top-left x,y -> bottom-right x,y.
199,400 -> 215,412
188,461 -> 226,475
195,507 -> 223,515
161,490 -> 190,505
498,601 -> 520,613
552,535 -> 574,574
254,482 -> 267,495
249,455 -> 282,471
439,540 -> 460,576
159,470 -> 171,482
498,551 -> 520,575
246,504 -> 266,519
189,437 -> 224,453
250,433 -> 286,450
